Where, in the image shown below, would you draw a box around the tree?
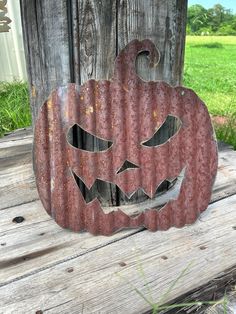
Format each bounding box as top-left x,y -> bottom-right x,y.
187,3 -> 235,34
208,4 -> 233,31
187,5 -> 209,33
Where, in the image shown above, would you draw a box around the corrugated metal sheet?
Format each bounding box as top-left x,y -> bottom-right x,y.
34,39 -> 218,236
0,0 -> 27,81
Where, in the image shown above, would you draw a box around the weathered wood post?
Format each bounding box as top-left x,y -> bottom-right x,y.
20,0 -> 187,209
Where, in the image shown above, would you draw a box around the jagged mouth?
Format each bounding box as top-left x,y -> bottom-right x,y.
72,168 -> 185,216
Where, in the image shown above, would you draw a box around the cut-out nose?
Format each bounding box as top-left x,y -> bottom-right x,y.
117,160 -> 139,174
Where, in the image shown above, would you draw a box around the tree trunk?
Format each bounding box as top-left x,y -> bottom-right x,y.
20,0 -> 187,207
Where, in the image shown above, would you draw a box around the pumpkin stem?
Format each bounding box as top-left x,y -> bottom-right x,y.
113,39 -> 160,83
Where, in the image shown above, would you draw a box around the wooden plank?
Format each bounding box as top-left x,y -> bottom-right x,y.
116,0 -> 187,198
0,143 -> 32,171
117,0 -> 187,85
0,142 -> 31,159
0,163 -> 37,210
0,142 -> 236,288
159,265 -> 236,313
20,0 -> 72,123
0,135 -> 37,210
0,136 -> 32,150
0,194 -> 236,313
1,132 -> 233,214
77,0 -> 117,84
0,132 -> 235,311
1,135 -> 235,210
20,0 -> 187,206
0,200 -> 141,286
74,0 -> 118,205
0,127 -> 32,142
212,142 -> 236,202
0,130 -> 33,210
0,128 -> 32,164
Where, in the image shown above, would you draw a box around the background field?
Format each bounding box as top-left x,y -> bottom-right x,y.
0,36 -> 235,148
184,36 -> 236,148
184,36 -> 236,115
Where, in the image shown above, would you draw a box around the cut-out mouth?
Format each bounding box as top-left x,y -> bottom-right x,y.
72,167 -> 185,215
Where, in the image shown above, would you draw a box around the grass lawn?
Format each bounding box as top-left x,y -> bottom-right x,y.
0,36 -> 235,148
184,36 -> 236,149
0,81 -> 31,137
184,36 -> 236,115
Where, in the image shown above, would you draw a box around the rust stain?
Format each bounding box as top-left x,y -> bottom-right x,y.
33,39 -> 218,236
122,85 -> 129,92
31,85 -> 36,98
85,106 -> 94,115
47,98 -> 52,110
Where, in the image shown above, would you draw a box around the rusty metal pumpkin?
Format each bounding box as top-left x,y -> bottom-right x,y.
34,39 -> 218,235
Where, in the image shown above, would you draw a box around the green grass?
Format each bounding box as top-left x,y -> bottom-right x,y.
214,113 -> 236,149
118,260 -> 228,314
0,81 -> 31,137
184,36 -> 236,149
0,37 -> 235,149
184,36 -> 236,115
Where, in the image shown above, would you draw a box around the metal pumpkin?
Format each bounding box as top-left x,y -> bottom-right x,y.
34,39 -> 218,235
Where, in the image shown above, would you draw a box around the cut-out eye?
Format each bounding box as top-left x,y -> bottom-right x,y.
117,160 -> 140,174
142,115 -> 182,147
67,124 -> 113,152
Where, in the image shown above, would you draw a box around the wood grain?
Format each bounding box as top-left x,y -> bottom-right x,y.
20,0 -> 188,205
159,265 -> 236,313
1,131 -> 235,211
117,0 -> 187,85
0,129 -> 236,312
0,130 -> 36,210
0,194 -> 236,313
20,0 -> 71,123
116,0 -> 187,200
0,130 -> 236,302
0,200 -> 140,286
77,0 -> 117,83
74,0 -> 118,205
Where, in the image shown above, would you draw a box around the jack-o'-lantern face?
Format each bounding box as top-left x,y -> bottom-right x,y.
34,39 -> 218,235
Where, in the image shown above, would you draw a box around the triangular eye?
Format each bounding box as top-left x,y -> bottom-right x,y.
117,160 -> 139,174
67,124 -> 113,152
142,115 -> 182,147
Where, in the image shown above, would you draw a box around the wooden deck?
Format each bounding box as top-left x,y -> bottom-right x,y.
0,128 -> 236,314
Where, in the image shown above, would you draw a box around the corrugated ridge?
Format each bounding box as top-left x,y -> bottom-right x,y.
34,39 -> 218,236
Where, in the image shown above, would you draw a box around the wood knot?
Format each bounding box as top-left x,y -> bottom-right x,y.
161,255 -> 168,260
12,216 -> 25,223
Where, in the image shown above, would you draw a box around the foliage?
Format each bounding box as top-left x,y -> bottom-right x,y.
0,81 -> 31,137
187,4 -> 236,35
214,113 -> 236,150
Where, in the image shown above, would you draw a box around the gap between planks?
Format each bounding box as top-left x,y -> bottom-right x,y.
1,131 -> 236,313
0,134 -> 236,288
0,194 -> 236,313
1,136 -> 236,211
